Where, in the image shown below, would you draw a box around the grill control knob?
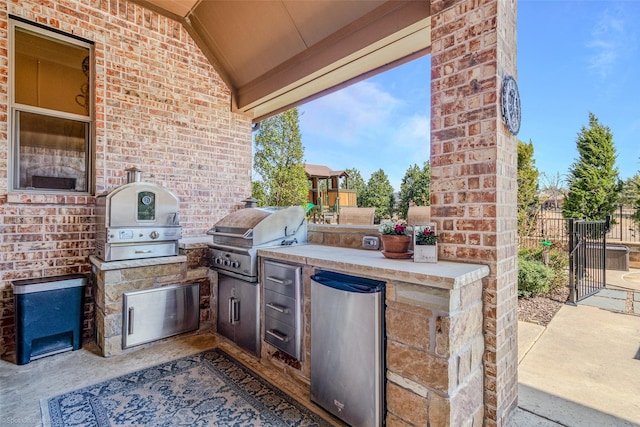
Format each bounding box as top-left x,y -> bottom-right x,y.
231,261 -> 240,268
223,259 -> 231,266
149,231 -> 160,239
215,257 -> 223,265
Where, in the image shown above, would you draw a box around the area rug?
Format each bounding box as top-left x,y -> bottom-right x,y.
40,348 -> 332,426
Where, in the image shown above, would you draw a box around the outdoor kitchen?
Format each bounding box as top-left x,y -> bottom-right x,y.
0,1 -> 520,426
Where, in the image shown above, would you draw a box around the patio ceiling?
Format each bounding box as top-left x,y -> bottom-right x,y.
133,0 -> 431,122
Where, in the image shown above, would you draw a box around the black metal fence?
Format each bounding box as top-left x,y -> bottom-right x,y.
519,206 -> 640,251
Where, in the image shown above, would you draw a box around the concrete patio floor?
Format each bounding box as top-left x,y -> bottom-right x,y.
510,268 -> 640,426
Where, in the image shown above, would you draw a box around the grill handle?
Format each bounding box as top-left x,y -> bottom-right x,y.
207,231 -> 252,239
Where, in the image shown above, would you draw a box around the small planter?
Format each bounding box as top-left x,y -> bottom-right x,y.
413,223 -> 438,263
380,234 -> 412,258
414,243 -> 437,263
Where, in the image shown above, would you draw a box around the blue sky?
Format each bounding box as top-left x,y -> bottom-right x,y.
295,0 -> 640,191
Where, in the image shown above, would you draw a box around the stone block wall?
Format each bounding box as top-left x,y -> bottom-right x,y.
0,0 -> 251,359
92,248 -> 212,357
385,277 -> 485,426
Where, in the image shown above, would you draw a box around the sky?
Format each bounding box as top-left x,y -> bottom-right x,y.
293,0 -> 640,192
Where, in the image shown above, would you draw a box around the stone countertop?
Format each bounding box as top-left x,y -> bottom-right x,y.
179,236 -> 212,249
89,255 -> 187,271
257,244 -> 489,290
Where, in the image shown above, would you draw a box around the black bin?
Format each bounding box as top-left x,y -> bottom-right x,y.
12,274 -> 87,365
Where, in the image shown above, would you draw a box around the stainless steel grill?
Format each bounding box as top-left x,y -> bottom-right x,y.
207,205 -> 307,281
95,168 -> 182,261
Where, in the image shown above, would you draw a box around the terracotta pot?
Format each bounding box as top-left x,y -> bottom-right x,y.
380,234 -> 411,253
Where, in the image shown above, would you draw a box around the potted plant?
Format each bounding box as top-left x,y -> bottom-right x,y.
378,221 -> 412,257
414,223 -> 438,263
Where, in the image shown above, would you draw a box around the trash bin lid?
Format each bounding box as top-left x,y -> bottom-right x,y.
12,274 -> 88,294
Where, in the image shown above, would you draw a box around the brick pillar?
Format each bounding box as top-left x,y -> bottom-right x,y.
430,1 -> 518,426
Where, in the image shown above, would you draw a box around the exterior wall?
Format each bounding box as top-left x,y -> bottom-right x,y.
0,0 -> 252,359
430,0 -> 519,426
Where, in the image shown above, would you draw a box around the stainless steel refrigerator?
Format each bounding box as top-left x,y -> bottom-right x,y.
310,270 -> 385,427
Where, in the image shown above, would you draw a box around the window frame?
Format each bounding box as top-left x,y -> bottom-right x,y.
8,17 -> 95,195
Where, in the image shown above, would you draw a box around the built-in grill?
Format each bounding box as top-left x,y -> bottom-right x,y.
95,168 -> 182,262
207,205 -> 307,282
207,204 -> 307,356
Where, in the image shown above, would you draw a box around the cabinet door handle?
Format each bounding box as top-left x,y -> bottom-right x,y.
229,297 -> 240,324
266,329 -> 290,342
266,302 -> 289,314
128,307 -> 134,335
266,276 -> 292,285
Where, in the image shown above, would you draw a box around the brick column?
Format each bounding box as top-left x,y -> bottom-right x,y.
430,1 -> 518,426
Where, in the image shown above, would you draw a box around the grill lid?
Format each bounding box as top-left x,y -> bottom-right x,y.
208,206 -> 307,248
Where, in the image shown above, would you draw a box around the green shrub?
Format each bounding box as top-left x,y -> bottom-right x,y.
518,257 -> 555,298
518,247 -> 569,291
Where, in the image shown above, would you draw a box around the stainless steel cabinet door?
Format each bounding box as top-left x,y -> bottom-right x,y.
216,273 -> 260,356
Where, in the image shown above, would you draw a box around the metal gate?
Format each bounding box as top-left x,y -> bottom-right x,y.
568,218 -> 609,304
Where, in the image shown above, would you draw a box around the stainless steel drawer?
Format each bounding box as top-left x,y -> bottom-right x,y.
264,289 -> 296,326
263,260 -> 300,298
264,315 -> 299,359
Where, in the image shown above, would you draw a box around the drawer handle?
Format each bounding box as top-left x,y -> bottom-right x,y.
266,302 -> 289,314
266,276 -> 292,285
266,329 -> 290,342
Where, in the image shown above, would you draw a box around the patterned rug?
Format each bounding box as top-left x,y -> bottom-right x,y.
40,348 -> 332,426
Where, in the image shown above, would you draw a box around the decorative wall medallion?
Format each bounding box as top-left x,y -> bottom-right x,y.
501,75 -> 521,135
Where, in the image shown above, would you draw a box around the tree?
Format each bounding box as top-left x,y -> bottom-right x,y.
626,171 -> 640,228
562,113 -> 621,221
398,162 -> 431,220
359,169 -> 395,222
517,140 -> 539,236
253,108 -> 308,207
340,168 -> 367,205
251,181 -> 268,207
539,171 -> 566,210
619,174 -> 640,207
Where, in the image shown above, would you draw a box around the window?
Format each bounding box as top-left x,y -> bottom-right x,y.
10,18 -> 93,193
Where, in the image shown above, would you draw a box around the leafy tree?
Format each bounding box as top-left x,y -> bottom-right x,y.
619,173 -> 640,207
562,113 -> 621,220
253,108 -> 308,207
251,181 -> 268,207
398,162 -> 431,220
359,169 -> 394,222
340,168 -> 367,205
517,140 -> 539,236
341,168 -> 366,190
628,170 -> 640,227
539,171 -> 566,210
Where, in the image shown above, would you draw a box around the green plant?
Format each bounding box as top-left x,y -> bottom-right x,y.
518,247 -> 569,291
518,257 -> 554,298
415,225 -> 437,245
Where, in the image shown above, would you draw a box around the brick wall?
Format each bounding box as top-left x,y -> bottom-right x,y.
0,0 -> 252,358
430,0 -> 518,425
